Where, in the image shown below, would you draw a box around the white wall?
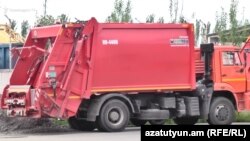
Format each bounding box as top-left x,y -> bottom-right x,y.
0,69 -> 12,94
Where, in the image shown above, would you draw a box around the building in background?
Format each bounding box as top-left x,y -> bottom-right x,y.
0,24 -> 23,93
0,24 -> 23,69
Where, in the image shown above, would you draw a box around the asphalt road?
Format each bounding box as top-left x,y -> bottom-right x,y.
1,123 -> 250,141
0,127 -> 140,141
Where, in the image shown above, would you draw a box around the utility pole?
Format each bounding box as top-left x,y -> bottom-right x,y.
44,0 -> 47,16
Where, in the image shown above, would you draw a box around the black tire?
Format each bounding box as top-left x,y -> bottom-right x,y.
97,99 -> 130,132
149,119 -> 166,125
173,117 -> 199,125
68,117 -> 96,131
208,97 -> 235,125
130,119 -> 147,126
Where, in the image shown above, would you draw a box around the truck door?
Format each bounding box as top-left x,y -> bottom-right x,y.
220,51 -> 246,92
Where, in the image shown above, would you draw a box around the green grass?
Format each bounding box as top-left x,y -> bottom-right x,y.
52,119 -> 69,126
236,112 -> 250,122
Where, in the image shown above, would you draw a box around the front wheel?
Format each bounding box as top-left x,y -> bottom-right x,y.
208,97 -> 235,125
97,99 -> 130,132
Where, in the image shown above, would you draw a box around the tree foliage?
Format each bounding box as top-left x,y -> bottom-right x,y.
195,20 -> 211,44
157,17 -> 164,23
10,20 -> 17,31
200,22 -> 211,43
173,0 -> 179,23
178,16 -> 186,23
5,15 -> 17,31
195,20 -> 201,45
169,0 -> 173,22
146,15 -> 164,23
146,14 -> 155,23
214,8 -> 228,44
106,0 -> 132,23
21,20 -> 29,37
57,14 -> 69,24
229,0 -> 240,46
169,0 -> 179,23
36,15 -> 55,26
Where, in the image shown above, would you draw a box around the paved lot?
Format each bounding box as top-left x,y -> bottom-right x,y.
1,123 -> 250,141
0,127 -> 140,141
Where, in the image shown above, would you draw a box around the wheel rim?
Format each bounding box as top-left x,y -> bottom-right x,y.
107,107 -> 124,125
215,105 -> 229,121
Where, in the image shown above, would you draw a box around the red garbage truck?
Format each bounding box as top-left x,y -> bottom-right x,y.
2,18 -> 249,132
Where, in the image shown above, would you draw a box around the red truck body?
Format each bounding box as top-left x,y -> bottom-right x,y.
1,18 -> 196,118
91,23 -> 195,92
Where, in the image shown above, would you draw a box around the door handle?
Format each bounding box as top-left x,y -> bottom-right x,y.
222,74 -> 227,77
236,68 -> 244,73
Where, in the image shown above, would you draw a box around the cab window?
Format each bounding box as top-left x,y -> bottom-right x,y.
222,52 -> 241,66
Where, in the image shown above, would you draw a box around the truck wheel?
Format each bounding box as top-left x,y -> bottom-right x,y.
149,119 -> 166,125
130,119 -> 147,126
173,117 -> 199,125
97,99 -> 130,132
208,97 -> 235,125
68,117 -> 96,131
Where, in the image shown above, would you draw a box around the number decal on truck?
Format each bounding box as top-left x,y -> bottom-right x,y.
170,37 -> 189,47
102,39 -> 119,45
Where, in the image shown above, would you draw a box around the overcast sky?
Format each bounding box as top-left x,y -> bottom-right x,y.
0,0 -> 249,33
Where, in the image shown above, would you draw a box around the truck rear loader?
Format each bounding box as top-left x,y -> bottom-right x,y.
1,18 -> 250,132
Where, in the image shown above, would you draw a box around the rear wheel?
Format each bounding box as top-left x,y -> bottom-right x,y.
149,119 -> 166,125
208,97 -> 235,125
68,117 -> 96,131
173,117 -> 199,125
97,99 -> 130,132
130,119 -> 147,126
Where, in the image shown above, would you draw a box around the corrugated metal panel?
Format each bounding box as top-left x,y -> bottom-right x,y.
0,43 -> 23,69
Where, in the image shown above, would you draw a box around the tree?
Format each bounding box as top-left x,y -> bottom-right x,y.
10,20 -> 17,31
195,20 -> 210,44
57,14 -> 69,24
122,0 -> 132,22
169,0 -> 173,22
21,20 -> 29,37
146,14 -> 155,23
229,0 -> 240,46
206,22 -> 211,35
169,0 -> 179,23
173,0 -> 179,23
214,8 -> 228,44
106,0 -> 132,23
36,15 -> 55,26
178,16 -> 186,23
4,15 -> 17,31
195,20 -> 201,45
157,17 -> 164,23
200,22 -> 211,43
